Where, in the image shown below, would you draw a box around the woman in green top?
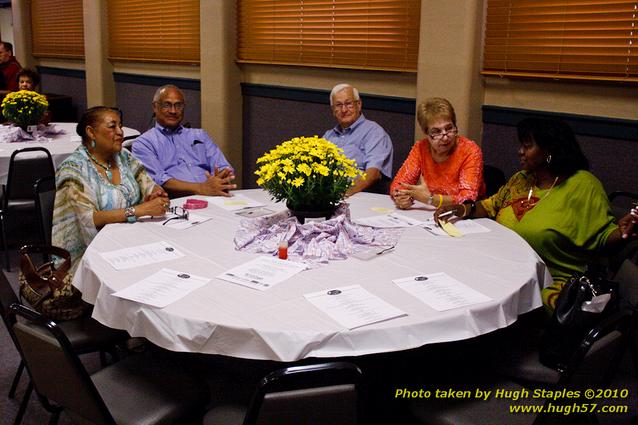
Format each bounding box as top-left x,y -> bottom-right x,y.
435,118 -> 637,311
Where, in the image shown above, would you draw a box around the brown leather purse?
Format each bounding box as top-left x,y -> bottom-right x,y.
18,245 -> 88,321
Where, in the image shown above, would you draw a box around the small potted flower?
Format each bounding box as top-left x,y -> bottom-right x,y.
255,136 -> 365,223
1,90 -> 49,131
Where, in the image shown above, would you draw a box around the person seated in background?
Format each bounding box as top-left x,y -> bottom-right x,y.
15,68 -> 52,124
435,118 -> 637,311
132,84 -> 236,198
16,68 -> 40,91
53,106 -> 169,278
0,42 -> 22,91
322,83 -> 393,196
391,97 -> 484,209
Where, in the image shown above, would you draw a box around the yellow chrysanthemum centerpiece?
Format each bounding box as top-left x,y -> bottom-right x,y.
1,90 -> 48,129
255,136 -> 365,221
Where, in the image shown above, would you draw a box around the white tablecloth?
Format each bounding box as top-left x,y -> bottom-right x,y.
74,189 -> 551,361
0,122 -> 140,184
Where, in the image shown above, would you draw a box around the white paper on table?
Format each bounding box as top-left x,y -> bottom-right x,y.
153,212 -> 212,229
421,218 -> 490,236
304,284 -> 407,329
354,212 -> 425,228
217,256 -> 307,291
100,241 -> 185,270
205,193 -> 265,211
394,272 -> 492,311
112,268 -> 210,308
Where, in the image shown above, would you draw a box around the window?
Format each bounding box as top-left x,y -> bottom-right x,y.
237,0 -> 421,72
31,0 -> 84,59
483,0 -> 638,82
108,0 -> 200,64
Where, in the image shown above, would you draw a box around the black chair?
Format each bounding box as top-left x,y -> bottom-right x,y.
483,164 -> 506,197
608,190 -> 638,220
410,311 -> 632,425
10,303 -> 211,425
203,362 -> 363,425
34,176 -> 56,247
1,147 -> 55,271
0,272 -> 129,425
613,259 -> 638,377
122,134 -> 137,152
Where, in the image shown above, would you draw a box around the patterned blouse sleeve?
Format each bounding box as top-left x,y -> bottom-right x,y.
54,162 -> 100,246
389,141 -> 423,194
125,150 -> 157,198
479,172 -> 525,219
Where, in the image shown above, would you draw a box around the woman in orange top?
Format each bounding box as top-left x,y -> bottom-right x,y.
391,97 -> 484,209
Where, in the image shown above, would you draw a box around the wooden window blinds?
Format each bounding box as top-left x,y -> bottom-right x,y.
483,0 -> 638,83
237,0 -> 421,72
31,0 -> 84,59
107,0 -> 200,64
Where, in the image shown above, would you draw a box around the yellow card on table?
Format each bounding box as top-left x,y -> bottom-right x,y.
370,207 -> 393,214
224,200 -> 248,206
441,221 -> 462,237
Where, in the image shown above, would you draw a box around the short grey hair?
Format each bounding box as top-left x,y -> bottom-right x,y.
329,83 -> 360,106
153,84 -> 182,103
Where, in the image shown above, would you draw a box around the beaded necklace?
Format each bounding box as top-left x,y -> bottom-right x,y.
84,146 -> 113,182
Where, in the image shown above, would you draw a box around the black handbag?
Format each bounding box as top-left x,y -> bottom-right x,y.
539,270 -> 619,372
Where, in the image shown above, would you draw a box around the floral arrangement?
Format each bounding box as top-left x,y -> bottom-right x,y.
255,136 -> 365,210
1,90 -> 49,128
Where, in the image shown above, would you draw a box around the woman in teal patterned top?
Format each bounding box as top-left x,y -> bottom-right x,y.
435,118 -> 637,311
52,106 -> 170,277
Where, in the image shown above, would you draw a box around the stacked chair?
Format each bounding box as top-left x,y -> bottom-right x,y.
10,303 -> 211,425
1,147 -> 55,270
0,272 -> 130,425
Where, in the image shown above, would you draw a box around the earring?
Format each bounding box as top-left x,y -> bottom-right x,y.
90,139 -> 96,149
546,154 -> 552,164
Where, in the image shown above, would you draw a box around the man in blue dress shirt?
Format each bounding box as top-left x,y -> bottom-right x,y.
133,85 -> 236,197
322,83 -> 393,196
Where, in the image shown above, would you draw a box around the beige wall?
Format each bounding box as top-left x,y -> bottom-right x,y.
11,0 -> 636,181
484,77 -> 638,121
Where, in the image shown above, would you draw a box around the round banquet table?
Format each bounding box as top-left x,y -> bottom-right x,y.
73,189 -> 551,362
0,122 -> 140,184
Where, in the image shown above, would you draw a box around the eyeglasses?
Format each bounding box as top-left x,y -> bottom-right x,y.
162,206 -> 189,225
332,100 -> 359,110
428,126 -> 458,140
156,102 -> 185,112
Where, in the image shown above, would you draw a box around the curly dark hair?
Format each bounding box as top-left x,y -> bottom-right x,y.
16,68 -> 40,87
76,106 -> 122,144
516,118 -> 589,177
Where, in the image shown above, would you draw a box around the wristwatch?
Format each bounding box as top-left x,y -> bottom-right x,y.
124,207 -> 137,223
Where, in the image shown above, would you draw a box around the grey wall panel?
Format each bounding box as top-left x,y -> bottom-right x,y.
115,79 -> 201,134
242,92 -> 416,189
38,69 -> 86,122
482,122 -> 638,196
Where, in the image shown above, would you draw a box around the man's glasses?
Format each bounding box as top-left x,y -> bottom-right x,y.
163,206 -> 189,225
428,126 -> 458,140
332,100 -> 359,110
156,102 -> 185,112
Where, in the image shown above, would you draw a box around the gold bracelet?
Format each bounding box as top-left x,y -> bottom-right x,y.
462,204 -> 469,218
437,194 -> 443,208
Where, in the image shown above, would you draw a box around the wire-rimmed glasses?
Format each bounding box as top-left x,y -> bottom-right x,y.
162,206 -> 189,225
